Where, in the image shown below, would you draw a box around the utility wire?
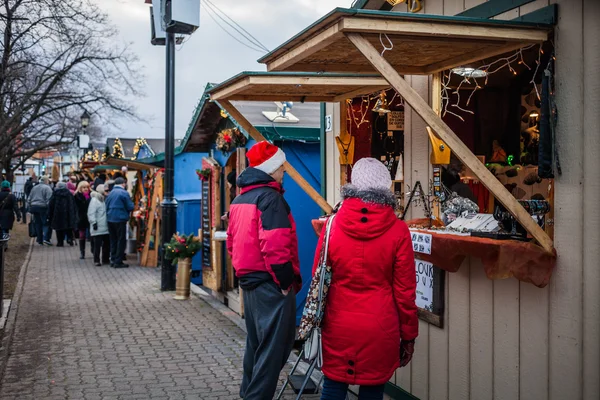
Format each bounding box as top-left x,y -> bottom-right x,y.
203,0 -> 269,53
201,3 -> 266,53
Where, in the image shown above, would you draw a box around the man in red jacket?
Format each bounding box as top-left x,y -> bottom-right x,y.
227,141 -> 301,400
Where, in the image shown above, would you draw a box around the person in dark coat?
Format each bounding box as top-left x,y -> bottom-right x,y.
0,181 -> 21,235
74,181 -> 91,258
92,173 -> 106,191
105,177 -> 134,268
48,182 -> 77,247
24,176 -> 36,198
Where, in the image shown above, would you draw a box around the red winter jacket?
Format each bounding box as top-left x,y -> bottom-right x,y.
227,168 -> 301,292
315,185 -> 418,386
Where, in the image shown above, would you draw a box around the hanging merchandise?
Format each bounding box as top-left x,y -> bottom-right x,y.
336,134 -> 355,165
538,55 -> 559,178
395,153 -> 404,181
382,132 -> 397,177
427,127 -> 451,165
372,91 -> 391,116
401,181 -> 432,221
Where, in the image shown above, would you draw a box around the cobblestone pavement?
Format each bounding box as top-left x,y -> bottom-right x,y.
0,243 -> 318,400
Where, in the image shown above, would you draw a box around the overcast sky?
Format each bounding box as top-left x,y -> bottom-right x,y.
95,0 -> 353,139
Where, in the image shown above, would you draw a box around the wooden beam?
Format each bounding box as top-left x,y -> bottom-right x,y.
283,62 -> 428,75
219,100 -> 333,214
347,32 -> 553,252
425,41 -> 532,74
333,85 -> 390,102
248,75 -> 389,87
266,21 -> 345,72
209,77 -> 252,101
340,17 -> 549,43
220,95 -> 337,102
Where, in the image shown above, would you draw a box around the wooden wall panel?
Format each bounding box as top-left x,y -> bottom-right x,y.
325,103 -> 342,206
519,0 -> 550,15
428,272 -> 449,400
448,259 -> 471,400
469,260 -> 493,400
424,0 -> 444,14
443,0 -> 465,16
493,9 -> 519,20
549,1 -> 584,400
519,283 -> 550,400
396,349 -> 412,392
411,320 -> 429,399
464,0 -> 485,11
492,278 -> 520,400
409,76 -> 431,219
423,4 -> 448,398
402,76 -> 414,220
582,0 -> 600,398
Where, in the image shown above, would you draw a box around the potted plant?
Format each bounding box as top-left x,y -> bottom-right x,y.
164,233 -> 202,300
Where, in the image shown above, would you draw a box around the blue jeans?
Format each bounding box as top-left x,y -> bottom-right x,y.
321,377 -> 385,400
30,206 -> 50,244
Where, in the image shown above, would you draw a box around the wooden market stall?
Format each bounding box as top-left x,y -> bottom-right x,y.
206,2 -> 600,400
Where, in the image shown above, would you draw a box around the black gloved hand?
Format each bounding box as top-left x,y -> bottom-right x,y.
400,339 -> 415,367
93,223 -> 98,230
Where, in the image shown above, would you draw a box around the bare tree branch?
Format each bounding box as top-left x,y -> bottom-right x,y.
0,0 -> 143,177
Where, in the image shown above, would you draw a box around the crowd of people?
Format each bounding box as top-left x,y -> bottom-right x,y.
22,171 -> 134,267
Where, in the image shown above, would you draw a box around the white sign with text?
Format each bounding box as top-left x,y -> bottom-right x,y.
415,259 -> 434,311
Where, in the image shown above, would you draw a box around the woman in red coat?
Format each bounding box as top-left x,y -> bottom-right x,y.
315,157 -> 418,400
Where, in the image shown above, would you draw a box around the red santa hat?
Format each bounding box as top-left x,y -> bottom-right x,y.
247,141 -> 286,175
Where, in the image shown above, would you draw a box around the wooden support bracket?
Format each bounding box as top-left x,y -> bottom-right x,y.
218,100 -> 334,214
346,32 -> 554,253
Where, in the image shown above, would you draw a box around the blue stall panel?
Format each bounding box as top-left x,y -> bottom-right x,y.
174,152 -> 206,285
278,142 -> 322,325
176,198 -> 202,285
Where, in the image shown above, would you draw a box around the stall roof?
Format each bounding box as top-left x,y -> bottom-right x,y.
180,81 -> 328,152
103,157 -> 157,171
258,8 -> 551,74
209,71 -> 390,102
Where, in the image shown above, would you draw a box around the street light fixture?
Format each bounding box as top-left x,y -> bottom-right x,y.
81,111 -> 91,129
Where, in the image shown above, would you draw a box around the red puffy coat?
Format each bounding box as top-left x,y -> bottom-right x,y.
314,186 -> 418,386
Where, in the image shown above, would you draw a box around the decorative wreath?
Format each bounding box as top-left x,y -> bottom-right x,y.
215,128 -> 247,154
196,168 -> 211,182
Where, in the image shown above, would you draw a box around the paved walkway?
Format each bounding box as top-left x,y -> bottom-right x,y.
0,243 -> 315,400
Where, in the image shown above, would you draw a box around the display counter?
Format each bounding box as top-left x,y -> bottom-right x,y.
312,217 -> 556,288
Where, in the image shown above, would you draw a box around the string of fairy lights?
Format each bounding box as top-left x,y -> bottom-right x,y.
341,39 -> 551,126
441,44 -> 550,122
